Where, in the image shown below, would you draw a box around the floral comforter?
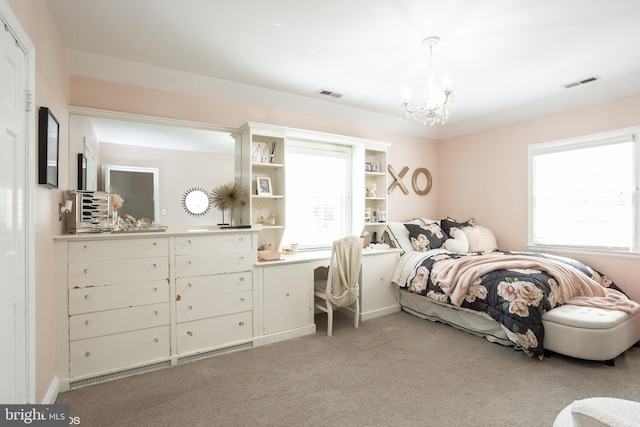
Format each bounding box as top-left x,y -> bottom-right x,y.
391,249 -> 623,358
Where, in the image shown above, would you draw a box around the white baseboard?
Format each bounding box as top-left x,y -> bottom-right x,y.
41,375 -> 59,404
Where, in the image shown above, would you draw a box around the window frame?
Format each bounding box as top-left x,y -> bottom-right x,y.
528,126 -> 640,256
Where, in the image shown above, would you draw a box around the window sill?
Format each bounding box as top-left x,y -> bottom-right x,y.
526,244 -> 640,260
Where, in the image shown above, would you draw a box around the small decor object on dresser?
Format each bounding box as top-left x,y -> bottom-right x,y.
211,182 -> 249,227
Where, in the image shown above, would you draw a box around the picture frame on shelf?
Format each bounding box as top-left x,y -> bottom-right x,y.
372,160 -> 380,173
365,162 -> 372,172
256,176 -> 273,196
38,107 -> 60,188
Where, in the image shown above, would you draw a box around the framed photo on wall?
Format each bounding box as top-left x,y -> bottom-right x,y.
256,176 -> 273,196
38,107 -> 60,188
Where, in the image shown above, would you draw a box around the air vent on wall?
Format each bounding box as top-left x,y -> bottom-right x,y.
563,76 -> 601,89
317,89 -> 343,98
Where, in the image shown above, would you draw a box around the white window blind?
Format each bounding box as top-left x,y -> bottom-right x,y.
283,140 -> 352,250
529,130 -> 637,251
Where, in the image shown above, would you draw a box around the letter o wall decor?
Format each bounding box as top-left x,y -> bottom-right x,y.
412,167 -> 432,195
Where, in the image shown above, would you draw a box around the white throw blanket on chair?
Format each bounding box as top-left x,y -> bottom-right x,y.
325,236 -> 362,307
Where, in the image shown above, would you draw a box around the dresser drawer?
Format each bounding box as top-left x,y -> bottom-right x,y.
69,238 -> 168,261
68,257 -> 168,287
69,303 -> 170,341
175,271 -> 252,299
68,281 -> 169,315
176,291 -> 252,323
175,252 -> 252,277
174,233 -> 251,255
176,311 -> 252,354
69,326 -> 170,377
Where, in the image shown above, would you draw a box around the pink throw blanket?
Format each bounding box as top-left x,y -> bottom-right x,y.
434,254 -> 640,314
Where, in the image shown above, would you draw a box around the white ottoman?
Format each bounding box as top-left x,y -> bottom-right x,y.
542,304 -> 640,366
553,397 -> 640,427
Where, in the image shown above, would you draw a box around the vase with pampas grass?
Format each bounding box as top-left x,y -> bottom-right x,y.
211,182 -> 249,228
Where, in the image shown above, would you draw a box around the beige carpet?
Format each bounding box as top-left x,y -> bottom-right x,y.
56,310 -> 640,426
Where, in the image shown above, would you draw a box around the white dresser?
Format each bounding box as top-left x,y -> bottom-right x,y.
55,228 -> 258,391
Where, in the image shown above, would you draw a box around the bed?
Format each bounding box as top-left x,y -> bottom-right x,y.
385,217 -> 640,359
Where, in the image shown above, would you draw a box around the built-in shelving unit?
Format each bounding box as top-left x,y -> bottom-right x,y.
238,123 -> 286,250
363,144 -> 389,243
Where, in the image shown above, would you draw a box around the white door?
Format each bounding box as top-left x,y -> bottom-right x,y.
0,16 -> 28,404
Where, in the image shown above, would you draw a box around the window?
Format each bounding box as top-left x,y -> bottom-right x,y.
529,128 -> 638,252
283,140 -> 352,250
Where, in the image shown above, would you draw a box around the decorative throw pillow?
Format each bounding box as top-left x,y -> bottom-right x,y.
385,220 -> 424,252
443,227 -> 470,253
440,217 -> 476,237
404,223 -> 448,252
462,225 -> 498,252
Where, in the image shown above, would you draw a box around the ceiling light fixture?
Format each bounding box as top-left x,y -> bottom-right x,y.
402,36 -> 454,126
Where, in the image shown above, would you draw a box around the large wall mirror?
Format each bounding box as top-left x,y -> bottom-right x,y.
68,107 -> 238,227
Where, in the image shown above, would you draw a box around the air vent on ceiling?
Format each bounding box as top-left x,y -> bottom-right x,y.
317,89 -> 343,98
562,76 -> 601,89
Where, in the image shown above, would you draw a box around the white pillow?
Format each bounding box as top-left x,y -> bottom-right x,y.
463,225 -> 498,252
443,228 -> 469,253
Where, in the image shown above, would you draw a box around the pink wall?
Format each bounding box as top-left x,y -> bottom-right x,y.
438,94 -> 640,301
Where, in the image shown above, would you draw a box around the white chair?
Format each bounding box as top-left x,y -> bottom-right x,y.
314,236 -> 363,336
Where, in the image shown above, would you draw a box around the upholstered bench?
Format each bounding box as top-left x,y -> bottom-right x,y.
542,304 -> 640,366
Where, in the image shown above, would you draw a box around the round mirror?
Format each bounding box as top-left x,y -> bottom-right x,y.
182,187 -> 212,217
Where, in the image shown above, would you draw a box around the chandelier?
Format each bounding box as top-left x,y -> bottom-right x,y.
402,36 -> 454,126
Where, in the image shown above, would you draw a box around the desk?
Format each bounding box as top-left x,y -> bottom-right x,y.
253,248 -> 401,345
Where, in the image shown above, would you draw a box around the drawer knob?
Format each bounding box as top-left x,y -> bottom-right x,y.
152,263 -> 157,269
152,310 -> 158,316
152,242 -> 157,247
187,331 -> 193,336
83,268 -> 89,274
84,351 -> 91,357
286,293 -> 290,297
188,305 -> 193,310
239,277 -> 245,282
152,287 -> 158,292
186,239 -> 192,245
187,260 -> 192,265
238,237 -> 244,242
239,322 -> 245,326
239,256 -> 244,261
84,294 -> 90,300
82,245 -> 89,251
84,320 -> 90,326
187,283 -> 192,288
240,297 -> 245,302
153,338 -> 159,343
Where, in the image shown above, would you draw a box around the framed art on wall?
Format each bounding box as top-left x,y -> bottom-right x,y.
38,107 -> 60,188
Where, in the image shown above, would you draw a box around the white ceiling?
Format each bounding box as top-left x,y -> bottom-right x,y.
45,0 -> 640,139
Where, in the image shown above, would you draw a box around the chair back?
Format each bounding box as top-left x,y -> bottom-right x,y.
325,236 -> 362,307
